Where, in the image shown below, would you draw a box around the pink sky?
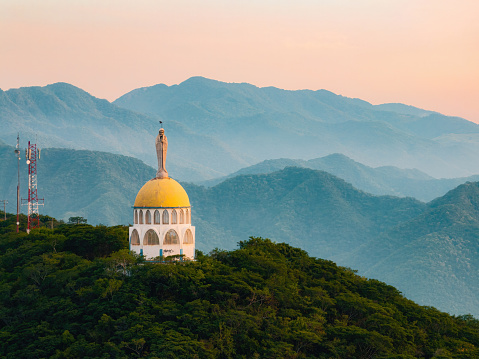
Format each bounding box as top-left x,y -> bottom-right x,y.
1,0 -> 479,122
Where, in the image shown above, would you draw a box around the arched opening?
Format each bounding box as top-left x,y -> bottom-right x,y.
134,210 -> 138,224
143,229 -> 159,245
184,229 -> 193,244
186,209 -> 190,224
130,229 -> 140,245
164,229 -> 179,245
139,210 -> 144,224
154,210 -> 161,224
145,210 -> 151,224
162,210 -> 169,224
180,209 -> 184,224
171,209 -> 177,224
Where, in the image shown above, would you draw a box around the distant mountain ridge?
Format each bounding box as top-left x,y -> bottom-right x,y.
0,82 -> 248,181
114,76 -> 479,178
201,153 -> 479,202
3,77 -> 479,181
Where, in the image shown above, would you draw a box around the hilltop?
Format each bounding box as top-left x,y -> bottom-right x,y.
0,225 -> 477,358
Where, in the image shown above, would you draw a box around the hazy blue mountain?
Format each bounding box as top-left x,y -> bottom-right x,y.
201,153 -> 479,202
0,141 -> 155,225
343,182 -> 479,317
184,167 -> 427,257
0,83 -> 250,181
114,76 -> 479,178
374,102 -> 437,117
3,78 -> 479,180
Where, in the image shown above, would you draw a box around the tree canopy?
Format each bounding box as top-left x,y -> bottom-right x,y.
0,221 -> 477,358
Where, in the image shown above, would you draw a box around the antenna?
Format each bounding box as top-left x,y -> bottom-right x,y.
14,134 -> 21,233
21,140 -> 44,233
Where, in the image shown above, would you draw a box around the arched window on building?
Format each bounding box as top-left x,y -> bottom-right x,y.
139,210 -> 144,224
162,210 -> 169,224
130,229 -> 140,245
143,229 -> 159,245
184,229 -> 193,244
134,210 -> 138,224
154,210 -> 161,224
145,210 -> 151,224
179,209 -> 184,224
164,229 -> 179,245
171,210 -> 177,224
186,209 -> 190,224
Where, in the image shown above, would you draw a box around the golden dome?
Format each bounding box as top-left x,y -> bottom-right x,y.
134,177 -> 190,208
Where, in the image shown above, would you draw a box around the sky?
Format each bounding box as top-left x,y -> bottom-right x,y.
1,0 -> 479,122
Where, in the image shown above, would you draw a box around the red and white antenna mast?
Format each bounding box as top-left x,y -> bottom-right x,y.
14,134 -> 21,233
22,141 -> 44,233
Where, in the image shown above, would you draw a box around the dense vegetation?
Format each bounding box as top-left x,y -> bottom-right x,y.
0,218 -> 478,358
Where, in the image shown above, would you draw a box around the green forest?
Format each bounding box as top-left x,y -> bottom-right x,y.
0,214 -> 478,358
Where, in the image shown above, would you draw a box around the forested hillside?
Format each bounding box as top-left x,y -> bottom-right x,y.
345,182 -> 479,318
0,218 -> 477,358
185,167 -> 427,256
0,141 -> 155,225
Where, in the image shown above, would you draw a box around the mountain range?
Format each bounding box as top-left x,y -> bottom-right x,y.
3,77 -> 479,181
2,77 -> 479,317
3,139 -> 479,316
187,169 -> 479,317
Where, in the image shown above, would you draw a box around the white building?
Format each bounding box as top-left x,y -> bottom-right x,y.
129,128 -> 195,260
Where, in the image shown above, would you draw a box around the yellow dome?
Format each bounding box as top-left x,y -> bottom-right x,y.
134,177 -> 190,208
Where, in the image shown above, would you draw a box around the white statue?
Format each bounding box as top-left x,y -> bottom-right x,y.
155,128 -> 169,178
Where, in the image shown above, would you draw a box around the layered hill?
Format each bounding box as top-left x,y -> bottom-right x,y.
345,182 -> 479,318
0,83 -> 247,181
185,167 -> 426,258
3,77 -> 479,181
188,169 -> 479,316
2,141 -> 479,315
115,76 -> 479,178
0,140 -> 155,225
202,153 -> 479,202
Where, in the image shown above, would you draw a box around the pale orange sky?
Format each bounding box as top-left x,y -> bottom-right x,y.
1,0 -> 478,122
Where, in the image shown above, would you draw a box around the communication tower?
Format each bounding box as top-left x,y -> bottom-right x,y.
22,141 -> 44,233
14,134 -> 21,233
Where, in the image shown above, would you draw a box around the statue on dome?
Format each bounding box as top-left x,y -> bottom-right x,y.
156,127 -> 169,178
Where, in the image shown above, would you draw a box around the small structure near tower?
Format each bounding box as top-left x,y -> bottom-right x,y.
129,127 -> 195,260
